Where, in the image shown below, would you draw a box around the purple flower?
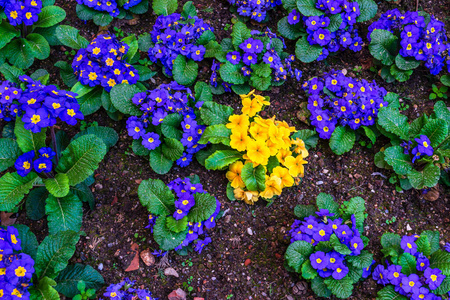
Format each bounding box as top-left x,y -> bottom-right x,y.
415,135 -> 434,156
310,251 -> 328,270
332,263 -> 349,280
373,265 -> 390,285
33,157 -> 52,173
142,132 -> 161,150
22,107 -> 50,133
424,267 -> 445,290
401,273 -> 422,294
195,237 -> 211,254
416,254 -> 430,271
173,209 -> 188,220
14,151 -> 35,177
326,251 -> 343,270
127,120 -> 144,139
242,52 -> 258,65
349,236 -> 364,255
401,236 -> 418,255
387,264 -> 403,286
362,260 -> 376,278
190,45 -> 205,61
288,9 -> 301,25
313,29 -> 331,46
226,51 -> 241,65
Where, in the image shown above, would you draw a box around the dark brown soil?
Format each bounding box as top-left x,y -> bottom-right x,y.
4,0 -> 450,299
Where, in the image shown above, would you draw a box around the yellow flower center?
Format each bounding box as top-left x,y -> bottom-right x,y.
31,114 -> 41,124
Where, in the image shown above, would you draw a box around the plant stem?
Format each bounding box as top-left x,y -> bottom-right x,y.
51,126 -> 59,165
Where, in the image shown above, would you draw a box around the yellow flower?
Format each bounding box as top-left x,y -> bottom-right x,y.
254,116 -> 273,128
266,140 -> 279,156
239,89 -> 255,100
276,120 -> 296,133
271,166 -> 294,187
226,161 -> 245,188
260,176 -> 282,199
284,155 -> 307,177
233,188 -> 259,205
249,124 -> 269,141
254,94 -> 270,106
242,97 -> 262,117
276,149 -> 292,164
246,139 -> 271,165
226,114 -> 249,131
268,124 -> 283,145
279,127 -> 293,149
230,131 -> 252,152
292,138 -> 309,158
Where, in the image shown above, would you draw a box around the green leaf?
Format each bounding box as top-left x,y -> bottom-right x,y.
231,22 -> 251,49
138,178 -> 175,216
416,235 -> 431,257
395,54 -> 420,71
56,134 -> 107,186
390,65 -> 413,82
181,1 -> 197,18
92,12 -> 113,26
204,40 -> 221,58
149,147 -> 173,174
420,119 -> 448,147
29,276 -> 60,300
153,216 -> 188,251
128,0 -> 149,14
0,172 -> 38,211
26,187 -> 48,221
13,224 -> 38,260
291,129 -> 319,149
55,264 -> 103,298
161,138 -> 184,161
297,0 -> 325,16
311,276 -> 332,298
187,193 -> 217,223
5,38 -> 35,69
34,232 -> 80,282
384,92 -> 400,109
362,126 -> 376,144
110,83 -> 142,115
326,14 -> 342,32
399,252 -> 417,275
408,163 -> 440,189
44,173 -> 70,198
377,107 -> 409,140
285,240 -> 314,273
45,193 -> 82,235
277,16 -> 303,40
0,21 -> 19,50
194,81 -> 213,103
152,0 -> 178,16
161,114 -> 183,140
330,234 -> 351,255
172,55 -> 198,86
133,65 -> 156,82
71,182 -> 95,210
295,36 -> 322,63
14,118 -> 47,153
252,63 -> 272,78
138,32 -> 153,52
34,24 -> 62,46
249,74 -> 271,91
205,150 -> 242,170
430,250 -> 450,275
434,101 -> 450,126
316,193 -> 339,215
166,216 -> 188,233
441,75 -> 450,87
76,4 -> 96,20
240,163 -> 266,192
369,29 -> 399,66
347,250 -> 373,269
377,285 -> 408,300
329,126 -> 356,155
422,230 -> 440,254
383,146 -> 412,176
55,61 -> 77,87
200,101 -> 234,126
198,124 -> 231,145
219,61 -> 246,85
282,0 -> 297,11
324,277 -> 353,299
340,196 -> 365,231
121,35 -> 138,63
35,5 -> 66,28
355,0 -> 377,22
195,144 -> 228,167
72,126 -> 118,151
197,30 -> 215,45
0,138 -> 21,172
30,68 -> 50,85
380,233 -> 402,256
56,25 -> 89,50
294,204 -> 316,220
301,260 -> 317,280
75,86 -> 102,116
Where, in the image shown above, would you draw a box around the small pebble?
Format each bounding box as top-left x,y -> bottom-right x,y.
98,263 -> 103,271
316,181 -> 324,185
247,228 -> 253,235
407,224 -> 412,231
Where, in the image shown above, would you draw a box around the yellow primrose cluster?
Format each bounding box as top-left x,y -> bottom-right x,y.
225,91 -> 309,205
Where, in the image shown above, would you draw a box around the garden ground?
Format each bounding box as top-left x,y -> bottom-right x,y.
10,0 -> 450,298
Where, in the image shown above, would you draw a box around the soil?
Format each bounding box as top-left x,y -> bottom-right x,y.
3,0 -> 450,299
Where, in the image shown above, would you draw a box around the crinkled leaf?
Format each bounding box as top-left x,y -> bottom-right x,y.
26,187 -> 48,221
220,61 -> 246,85
301,260 -> 317,280
187,193 -> 217,223
0,138 -> 21,172
29,276 -> 59,300
377,107 -> 409,140
152,0 -> 178,16
231,22 -> 251,49
369,29 -> 398,66
200,101 -> 234,125
172,55 -> 198,86
0,172 -> 38,211
285,240 -> 314,273
291,129 -> 319,149
329,126 -> 356,155
162,138 -> 184,161
277,16 -> 303,40
153,216 -> 188,251
166,216 -> 188,233
399,253 -> 417,275
296,0 -> 325,16
384,146 -> 412,176
149,147 -> 173,174
395,54 -> 420,71
34,5 -> 66,28
355,0 -> 377,22
110,83 -> 142,115
56,25 -> 89,50
198,124 -> 231,146
240,163 -> 266,192
138,178 -> 175,216
408,163 -> 440,189
295,36 -> 322,63
294,204 -> 316,220
72,126 -> 118,151
45,193 -> 82,235
13,224 -> 38,260
44,173 -> 70,198
55,264 -> 104,298
420,119 -> 448,147
316,193 -> 339,216
205,150 -> 242,170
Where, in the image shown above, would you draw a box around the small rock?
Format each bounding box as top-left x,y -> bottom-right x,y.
316,181 -> 324,185
95,183 -> 103,190
292,282 -> 308,295
424,189 -> 440,201
318,159 -> 325,168
168,288 -> 186,300
211,277 -> 216,281
224,215 -> 231,223
322,169 -> 329,174
124,243 -> 140,272
333,180 -> 338,184
98,263 -> 103,271
286,296 -> 294,300
140,249 -> 155,267
193,298 -> 205,300
164,267 -> 179,278
247,228 -> 253,235
268,226 -> 274,232
406,224 -> 412,231
244,259 -> 251,266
